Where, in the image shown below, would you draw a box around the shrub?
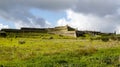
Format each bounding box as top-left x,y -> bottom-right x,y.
49,36 -> 54,39
73,46 -> 98,56
102,57 -> 112,64
101,37 -> 109,42
56,60 -> 68,64
0,32 -> 7,37
0,65 -> 3,67
116,64 -> 120,67
90,37 -> 101,41
59,35 -> 63,37
110,36 -> 117,41
18,40 -> 26,44
117,37 -> 120,41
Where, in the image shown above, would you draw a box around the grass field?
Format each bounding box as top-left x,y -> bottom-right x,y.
0,35 -> 120,67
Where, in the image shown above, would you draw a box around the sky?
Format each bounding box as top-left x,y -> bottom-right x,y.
0,0 -> 120,33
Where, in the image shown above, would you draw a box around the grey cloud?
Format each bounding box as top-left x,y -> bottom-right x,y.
0,0 -> 120,32
0,0 -> 77,28
0,0 -> 76,10
0,2 -> 50,28
70,0 -> 120,33
0,0 -> 119,18
73,0 -> 120,15
0,8 -> 49,28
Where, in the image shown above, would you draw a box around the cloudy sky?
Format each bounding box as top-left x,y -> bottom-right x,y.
0,0 -> 120,33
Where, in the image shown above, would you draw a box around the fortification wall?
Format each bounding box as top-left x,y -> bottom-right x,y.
50,31 -> 77,37
54,26 -> 68,31
67,26 -> 76,31
1,26 -> 77,37
21,28 -> 48,33
1,29 -> 20,33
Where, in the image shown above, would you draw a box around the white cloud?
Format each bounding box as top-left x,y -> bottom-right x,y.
0,7 -> 52,28
0,24 -> 9,29
57,18 -> 68,26
57,10 -> 119,33
15,20 -> 51,29
0,0 -> 120,33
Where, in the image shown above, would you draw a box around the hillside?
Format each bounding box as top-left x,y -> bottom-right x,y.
0,33 -> 120,67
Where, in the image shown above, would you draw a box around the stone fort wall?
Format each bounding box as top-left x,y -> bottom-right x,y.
1,25 -> 77,37
1,25 -> 110,38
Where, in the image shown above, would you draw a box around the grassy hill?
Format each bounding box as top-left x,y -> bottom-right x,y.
0,33 -> 120,67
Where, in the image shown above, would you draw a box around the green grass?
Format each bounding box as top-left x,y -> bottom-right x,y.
6,33 -> 75,39
0,36 -> 120,67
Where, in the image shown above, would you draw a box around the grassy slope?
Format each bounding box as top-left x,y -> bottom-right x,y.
0,36 -> 120,66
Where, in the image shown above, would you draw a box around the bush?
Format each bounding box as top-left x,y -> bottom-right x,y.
18,40 -> 26,44
59,35 -> 63,37
0,65 -> 3,67
49,36 -> 54,39
73,46 -> 98,56
117,37 -> 120,41
90,37 -> 101,41
0,32 -> 7,37
110,36 -> 117,41
101,37 -> 109,42
102,57 -> 112,64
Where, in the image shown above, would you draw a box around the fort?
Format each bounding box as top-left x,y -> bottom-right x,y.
0,25 -> 115,37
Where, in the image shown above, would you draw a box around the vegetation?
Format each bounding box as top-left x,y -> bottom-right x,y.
0,33 -> 120,67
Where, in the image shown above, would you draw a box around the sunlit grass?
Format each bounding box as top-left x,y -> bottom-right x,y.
0,37 -> 120,67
